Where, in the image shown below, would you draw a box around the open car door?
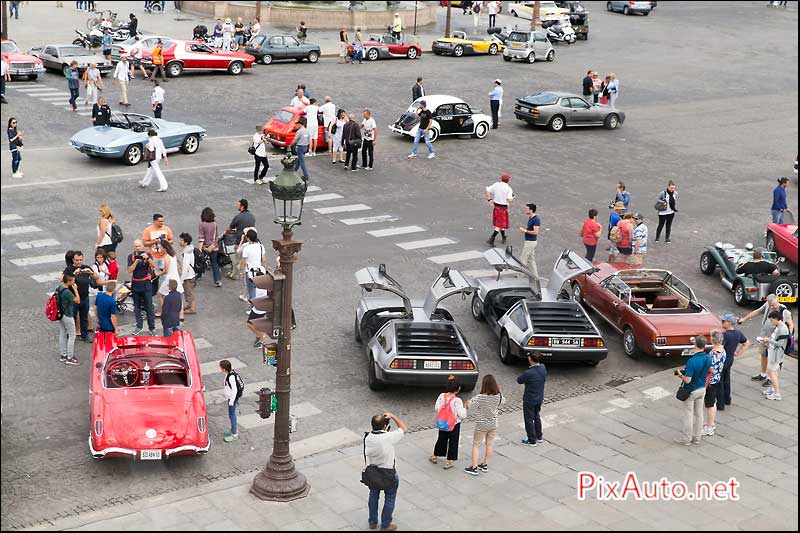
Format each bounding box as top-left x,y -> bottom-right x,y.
483,246 -> 537,280
422,267 -> 476,319
355,264 -> 413,318
548,249 -> 598,294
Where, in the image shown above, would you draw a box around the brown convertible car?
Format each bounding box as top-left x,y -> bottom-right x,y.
570,263 -> 721,358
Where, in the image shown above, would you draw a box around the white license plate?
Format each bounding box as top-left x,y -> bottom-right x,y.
681,349 -> 693,356
140,449 -> 162,460
423,360 -> 441,370
551,338 -> 581,346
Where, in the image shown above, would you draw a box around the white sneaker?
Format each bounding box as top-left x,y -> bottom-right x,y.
762,387 -> 774,396
11,171 -> 23,178
239,295 -> 248,302
427,153 -> 436,159
701,425 -> 715,436
255,179 -> 264,185
407,153 -> 417,159
766,393 -> 782,401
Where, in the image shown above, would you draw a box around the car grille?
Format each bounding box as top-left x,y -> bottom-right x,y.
528,302 -> 594,335
395,323 -> 468,357
12,62 -> 35,69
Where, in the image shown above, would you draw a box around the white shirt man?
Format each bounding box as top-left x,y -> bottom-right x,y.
290,91 -> 309,109
151,84 -> 165,106
112,57 -> 133,105
485,180 -> 513,205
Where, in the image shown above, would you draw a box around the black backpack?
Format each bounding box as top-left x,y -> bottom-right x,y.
110,223 -> 124,245
230,370 -> 244,401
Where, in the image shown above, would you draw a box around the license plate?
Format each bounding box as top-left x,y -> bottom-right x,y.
140,449 -> 162,460
778,296 -> 796,302
511,43 -> 521,47
423,360 -> 441,370
681,349 -> 693,356
551,338 -> 581,346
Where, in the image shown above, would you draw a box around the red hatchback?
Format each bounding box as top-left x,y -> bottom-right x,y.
264,106 -> 326,149
89,331 -> 210,460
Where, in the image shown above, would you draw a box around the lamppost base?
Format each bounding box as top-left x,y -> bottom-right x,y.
250,467 -> 310,502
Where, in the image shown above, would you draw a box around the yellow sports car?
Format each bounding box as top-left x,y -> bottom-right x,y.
431,31 -> 504,57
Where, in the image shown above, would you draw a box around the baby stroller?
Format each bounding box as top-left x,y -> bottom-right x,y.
216,233 -> 238,277
116,281 -> 134,315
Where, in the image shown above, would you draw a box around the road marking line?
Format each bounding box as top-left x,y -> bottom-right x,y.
1,214 -> 23,222
15,238 -> 60,249
303,193 -> 343,203
37,96 -> 73,101
599,407 -> 618,414
291,428 -> 362,458
238,402 -> 322,429
10,253 -> 66,266
31,93 -> 71,98
306,185 -> 321,193
31,271 -> 64,283
78,112 -> 93,116
194,338 -> 213,350
367,226 -> 425,238
199,357 -> 245,376
608,398 -> 633,409
396,237 -> 455,250
11,86 -> 55,92
427,250 -> 483,264
339,215 -> 399,225
315,204 -> 371,215
2,160 -> 255,190
1,225 -> 43,235
205,379 -> 274,405
222,166 -> 258,172
641,386 -> 671,401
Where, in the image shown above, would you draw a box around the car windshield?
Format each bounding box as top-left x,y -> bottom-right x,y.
2,42 -> 19,53
525,93 -> 560,105
274,110 -> 295,123
618,270 -> 670,284
126,113 -> 156,129
60,46 -> 95,57
507,32 -> 531,42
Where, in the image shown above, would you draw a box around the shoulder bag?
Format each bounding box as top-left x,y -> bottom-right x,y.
144,145 -> 156,161
654,191 -> 668,212
676,385 -> 690,401
360,432 -> 397,491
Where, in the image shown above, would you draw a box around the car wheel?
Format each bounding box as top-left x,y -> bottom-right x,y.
770,279 -> 794,301
606,2 -> 613,11
167,61 -> 183,78
406,47 -> 418,59
27,74 -> 38,81
367,48 -> 379,61
227,61 -> 244,75
699,252 -> 717,275
623,5 -> 630,15
367,352 -> 386,391
354,315 -> 362,343
765,233 -> 777,253
604,113 -> 620,129
454,45 -> 464,57
733,281 -> 746,306
433,49 -> 442,55
622,327 -> 639,359
123,144 -> 142,166
526,52 -> 536,63
502,55 -> 512,62
308,51 -> 319,63
230,41 -> 240,52
642,10 -> 650,16
546,49 -> 555,61
428,127 -> 440,143
150,1 -> 163,12
180,133 -> 200,154
499,331 -> 515,365
474,122 -> 489,139
511,9 -> 518,16
471,294 -> 485,321
260,54 -> 273,65
549,115 -> 565,132
571,282 -> 583,303
488,43 -> 498,55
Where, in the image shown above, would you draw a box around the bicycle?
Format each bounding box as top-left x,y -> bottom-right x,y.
86,9 -> 118,30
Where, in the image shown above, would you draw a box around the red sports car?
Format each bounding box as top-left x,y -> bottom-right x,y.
89,331 -> 210,460
141,40 -> 255,77
766,221 -> 798,265
362,33 -> 423,61
571,263 -> 721,358
264,106 -> 326,150
1,39 -> 46,80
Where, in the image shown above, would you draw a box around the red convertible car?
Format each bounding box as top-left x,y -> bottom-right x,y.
766,221 -> 798,265
571,264 -> 721,358
89,331 -> 210,460
362,34 -> 423,61
264,106 -> 326,150
141,40 -> 255,77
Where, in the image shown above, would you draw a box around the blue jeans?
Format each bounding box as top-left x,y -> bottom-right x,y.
11,150 -> 21,173
771,209 -> 784,224
10,2 -> 19,18
523,401 -> 543,441
133,289 -> 156,330
245,276 -> 256,299
209,250 -> 222,283
163,324 -> 180,337
68,87 -> 79,110
368,475 -> 399,529
228,400 -> 239,434
73,298 -> 90,339
412,128 -> 433,155
294,144 -> 309,178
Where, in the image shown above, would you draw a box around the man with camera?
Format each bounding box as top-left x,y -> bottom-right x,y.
675,336 -> 712,445
62,250 -> 99,343
364,412 -> 407,531
127,239 -> 157,335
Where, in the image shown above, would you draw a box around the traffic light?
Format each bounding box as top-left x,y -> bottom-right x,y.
249,268 -> 286,341
256,387 -> 274,419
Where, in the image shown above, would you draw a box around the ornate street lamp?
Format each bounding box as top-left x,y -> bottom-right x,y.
250,153 -> 309,502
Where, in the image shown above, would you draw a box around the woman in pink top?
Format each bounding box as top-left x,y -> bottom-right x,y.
614,213 -> 634,263
580,208 -> 602,262
198,207 -> 222,287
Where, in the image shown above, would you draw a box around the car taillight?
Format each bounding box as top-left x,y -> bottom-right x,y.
746,287 -> 757,292
449,361 -> 475,371
583,338 -> 604,348
94,419 -> 103,436
197,417 -> 206,433
629,1 -> 635,4
528,337 -> 549,347
655,337 -> 667,346
390,359 -> 415,369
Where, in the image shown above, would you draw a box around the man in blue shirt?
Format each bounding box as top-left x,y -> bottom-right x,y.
676,336 -> 711,445
488,79 -> 503,129
718,314 -> 748,409
771,177 -> 788,224
127,239 -> 157,335
94,281 -> 118,334
519,203 -> 540,293
517,352 -> 546,446
161,279 -> 183,336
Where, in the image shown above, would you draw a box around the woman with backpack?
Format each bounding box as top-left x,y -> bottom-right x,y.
220,359 -> 244,442
95,204 -> 118,254
464,375 -> 506,476
429,379 -> 468,470
655,180 -> 677,244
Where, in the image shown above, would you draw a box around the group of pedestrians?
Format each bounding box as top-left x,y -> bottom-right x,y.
581,70 -> 620,107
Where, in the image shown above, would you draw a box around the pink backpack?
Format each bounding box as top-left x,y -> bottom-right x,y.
435,394 -> 457,432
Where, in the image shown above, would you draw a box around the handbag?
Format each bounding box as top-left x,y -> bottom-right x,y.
360,432 -> 397,491
248,145 -> 256,155
676,385 -> 690,401
654,191 -> 668,212
331,123 -> 338,135
347,137 -> 362,151
144,146 -> 156,161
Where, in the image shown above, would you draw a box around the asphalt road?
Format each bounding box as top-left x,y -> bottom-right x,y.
1,1 -> 798,529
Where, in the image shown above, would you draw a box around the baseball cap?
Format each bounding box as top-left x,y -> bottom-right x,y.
720,313 -> 737,324
494,79 -> 502,85
632,213 -> 644,220
419,100 -> 427,106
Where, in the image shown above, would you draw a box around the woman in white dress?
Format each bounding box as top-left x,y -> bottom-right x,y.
157,240 -> 183,316
331,108 -> 347,164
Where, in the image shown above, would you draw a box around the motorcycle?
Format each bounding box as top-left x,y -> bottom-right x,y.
542,19 -> 577,44
73,28 -> 104,49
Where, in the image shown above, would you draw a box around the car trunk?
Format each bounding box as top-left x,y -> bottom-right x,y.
527,301 -> 596,335
103,393 -> 193,450
395,112 -> 419,131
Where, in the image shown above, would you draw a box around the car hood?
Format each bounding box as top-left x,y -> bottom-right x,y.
649,312 -> 722,338
102,396 -> 195,449
71,126 -> 140,146
3,51 -> 43,63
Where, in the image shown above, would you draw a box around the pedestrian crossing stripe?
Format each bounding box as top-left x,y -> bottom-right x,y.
427,250 -> 484,264
339,215 -> 399,225
396,237 -> 456,250
31,271 -> 63,283
27,92 -> 69,97
288,428 -> 362,458
194,338 -> 212,350
303,193 -> 343,203
367,226 -> 425,238
1,225 -> 43,235
199,357 -> 245,376
0,214 -> 23,222
205,379 -> 273,405
10,253 -> 66,266
11,86 -> 56,92
315,204 -> 371,215
15,238 -> 60,250
237,401 -> 322,429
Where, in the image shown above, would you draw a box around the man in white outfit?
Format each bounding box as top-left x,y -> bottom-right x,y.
140,129 -> 168,192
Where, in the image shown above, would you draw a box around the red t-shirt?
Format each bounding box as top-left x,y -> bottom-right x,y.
107,259 -> 119,280
617,219 -> 632,248
582,218 -> 601,246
